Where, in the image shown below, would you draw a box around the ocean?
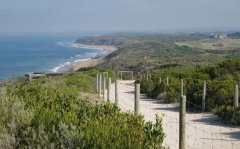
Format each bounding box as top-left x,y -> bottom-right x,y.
0,35 -> 105,80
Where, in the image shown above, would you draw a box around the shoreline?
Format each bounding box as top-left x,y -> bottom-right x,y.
71,43 -> 117,71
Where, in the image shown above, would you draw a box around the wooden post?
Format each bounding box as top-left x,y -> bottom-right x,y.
115,80 -> 119,107
167,76 -> 169,86
116,71 -> 119,80
107,78 -> 111,102
103,76 -> 106,101
202,80 -> 206,112
132,72 -> 134,80
179,95 -> 186,149
96,74 -> 99,91
50,143 -> 54,149
99,74 -> 102,96
159,77 -> 162,84
134,83 -> 140,114
181,79 -> 184,95
234,83 -> 239,108
147,75 -> 149,81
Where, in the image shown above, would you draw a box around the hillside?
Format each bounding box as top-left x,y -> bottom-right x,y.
76,33 -> 238,72
228,32 -> 240,39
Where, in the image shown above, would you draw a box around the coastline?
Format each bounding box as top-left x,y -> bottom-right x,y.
71,43 -> 117,71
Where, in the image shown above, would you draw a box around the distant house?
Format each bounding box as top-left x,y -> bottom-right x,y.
212,34 -> 228,39
219,34 -> 228,39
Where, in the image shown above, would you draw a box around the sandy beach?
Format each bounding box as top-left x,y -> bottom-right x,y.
72,43 -> 117,71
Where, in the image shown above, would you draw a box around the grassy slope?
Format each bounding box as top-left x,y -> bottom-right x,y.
176,38 -> 240,50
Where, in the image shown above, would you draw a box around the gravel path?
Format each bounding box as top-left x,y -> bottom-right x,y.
102,80 -> 240,149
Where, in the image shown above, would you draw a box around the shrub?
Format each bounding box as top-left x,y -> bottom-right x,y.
140,59 -> 240,124
213,105 -> 240,125
0,88 -> 33,148
2,72 -> 165,148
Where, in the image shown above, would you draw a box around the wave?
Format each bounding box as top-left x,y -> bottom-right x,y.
57,41 -> 106,52
50,41 -> 106,73
50,58 -> 92,73
57,42 -> 108,57
50,61 -> 71,72
56,41 -> 79,48
73,58 -> 91,63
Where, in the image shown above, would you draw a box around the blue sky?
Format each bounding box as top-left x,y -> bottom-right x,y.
0,0 -> 239,33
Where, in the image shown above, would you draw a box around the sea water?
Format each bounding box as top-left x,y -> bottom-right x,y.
0,35 -> 104,80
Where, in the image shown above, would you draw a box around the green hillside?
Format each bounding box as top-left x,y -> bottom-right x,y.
76,34 -> 239,72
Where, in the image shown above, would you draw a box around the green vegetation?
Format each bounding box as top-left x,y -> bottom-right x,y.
213,105 -> 240,125
76,34 -> 229,72
176,38 -> 240,50
75,33 -> 240,125
228,32 -> 240,39
3,33 -> 240,148
0,72 -> 164,148
140,59 -> 240,125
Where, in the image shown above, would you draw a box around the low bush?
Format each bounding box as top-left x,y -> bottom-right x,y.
213,105 -> 240,125
141,59 -> 240,124
1,70 -> 165,148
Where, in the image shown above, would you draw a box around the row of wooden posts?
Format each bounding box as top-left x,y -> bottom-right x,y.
142,75 -> 239,110
96,74 -> 112,102
96,73 -> 140,114
142,76 -> 239,149
96,74 -> 238,149
141,75 -> 169,86
179,79 -> 239,149
181,79 -> 239,110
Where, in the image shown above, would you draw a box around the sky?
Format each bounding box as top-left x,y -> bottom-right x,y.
0,0 -> 240,33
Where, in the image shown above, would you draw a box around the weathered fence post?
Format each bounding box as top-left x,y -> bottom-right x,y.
202,80 -> 206,112
132,72 -> 134,80
147,75 -> 149,81
107,78 -> 111,102
99,74 -> 102,96
115,80 -> 119,106
166,76 -> 169,99
96,74 -> 99,91
159,77 -> 162,84
179,95 -> 186,149
134,82 -> 140,114
181,79 -> 184,95
50,143 -> 54,149
103,76 -> 106,101
167,76 -> 169,86
234,83 -> 239,108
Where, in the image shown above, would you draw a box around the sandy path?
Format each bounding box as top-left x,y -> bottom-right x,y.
103,80 -> 240,149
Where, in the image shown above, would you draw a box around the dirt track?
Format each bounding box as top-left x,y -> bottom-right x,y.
102,80 -> 240,149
